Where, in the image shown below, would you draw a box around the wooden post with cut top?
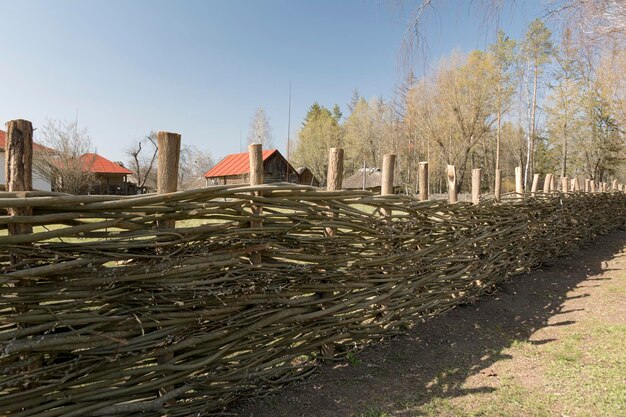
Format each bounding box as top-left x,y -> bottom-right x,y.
325,148 -> 343,237
584,179 -> 590,192
381,154 -> 396,216
156,131 -> 181,229
5,120 -> 34,236
447,165 -> 457,204
320,148 -> 344,360
543,174 -> 553,193
248,143 -> 263,265
561,176 -> 569,193
531,174 -> 540,196
472,168 -> 481,205
155,131 -> 181,404
515,166 -> 523,197
590,180 -> 597,193
418,161 -> 429,201
494,169 -> 501,202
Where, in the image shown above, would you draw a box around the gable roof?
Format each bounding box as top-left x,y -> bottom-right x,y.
81,153 -> 133,175
0,130 -> 49,152
204,149 -> 280,178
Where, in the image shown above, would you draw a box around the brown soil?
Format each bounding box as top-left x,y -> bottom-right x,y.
230,230 -> 626,417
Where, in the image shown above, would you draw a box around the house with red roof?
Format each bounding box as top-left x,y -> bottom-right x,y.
204,149 -> 300,186
79,153 -> 136,195
0,129 -> 52,191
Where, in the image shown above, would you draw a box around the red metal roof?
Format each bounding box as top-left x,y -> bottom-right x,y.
81,153 -> 133,175
204,149 -> 279,178
0,130 -> 49,151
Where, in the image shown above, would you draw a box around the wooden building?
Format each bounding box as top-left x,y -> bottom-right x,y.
204,149 -> 300,186
296,167 -> 320,187
80,153 -> 137,195
343,167 -> 401,193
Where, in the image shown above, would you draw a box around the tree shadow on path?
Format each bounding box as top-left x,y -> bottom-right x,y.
231,230 -> 626,417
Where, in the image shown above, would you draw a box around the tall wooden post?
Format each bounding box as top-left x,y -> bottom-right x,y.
572,178 -> 580,192
5,120 -> 34,236
494,169 -> 501,202
561,176 -> 569,193
531,174 -> 540,196
447,165 -> 457,204
584,179 -> 590,192
418,162 -> 429,201
325,148 -> 343,237
381,154 -> 396,216
320,148 -> 343,359
155,131 -> 180,403
471,168 -> 481,205
612,179 -> 618,190
515,166 -> 523,196
543,174 -> 553,193
249,143 -> 263,265
156,131 -> 181,229
590,180 -> 597,193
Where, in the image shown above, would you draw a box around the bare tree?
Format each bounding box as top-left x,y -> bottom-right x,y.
247,107 -> 273,148
126,132 -> 158,190
178,145 -> 214,190
35,120 -> 97,194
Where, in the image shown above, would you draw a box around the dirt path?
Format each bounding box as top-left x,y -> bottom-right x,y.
231,230 -> 626,417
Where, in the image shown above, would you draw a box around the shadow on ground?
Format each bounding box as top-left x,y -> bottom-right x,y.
230,230 -> 626,417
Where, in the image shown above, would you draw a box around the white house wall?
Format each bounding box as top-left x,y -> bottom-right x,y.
0,152 -> 52,191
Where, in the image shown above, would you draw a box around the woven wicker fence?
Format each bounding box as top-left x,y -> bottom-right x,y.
1,184 -> 625,416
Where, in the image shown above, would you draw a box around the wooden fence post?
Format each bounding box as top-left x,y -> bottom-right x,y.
515,166 -> 523,197
156,131 -> 181,229
472,168 -> 481,205
320,148 -> 343,359
381,154 -> 396,216
5,120 -> 33,236
494,169 -> 501,202
572,178 -> 580,192
561,176 -> 569,193
550,174 -> 555,192
543,174 -> 552,193
325,148 -> 343,237
155,131 -> 180,404
249,143 -> 263,265
418,161 -> 429,201
584,179 -> 590,192
447,165 -> 457,204
590,180 -> 597,193
5,120 -> 39,379
531,174 -> 540,196
612,179 -> 618,190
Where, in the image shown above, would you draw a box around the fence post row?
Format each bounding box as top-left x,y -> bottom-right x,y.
472,168 -> 481,205
248,143 -> 263,265
447,165 -> 457,204
418,161 -> 429,201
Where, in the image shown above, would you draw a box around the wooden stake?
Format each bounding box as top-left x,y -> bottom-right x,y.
249,143 -> 263,265
561,176 -> 569,193
515,166 -> 523,196
418,162 -> 429,201
471,168 -> 481,205
325,148 -> 343,237
381,154 -> 396,216
590,180 -> 596,193
156,131 -> 181,229
543,174 -> 552,193
5,120 -> 34,236
531,174 -> 540,196
612,179 -> 618,190
447,165 -> 457,204
494,169 -> 501,202
584,179 -> 590,192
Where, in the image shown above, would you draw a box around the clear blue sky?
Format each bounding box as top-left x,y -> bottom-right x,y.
0,0 -> 547,163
